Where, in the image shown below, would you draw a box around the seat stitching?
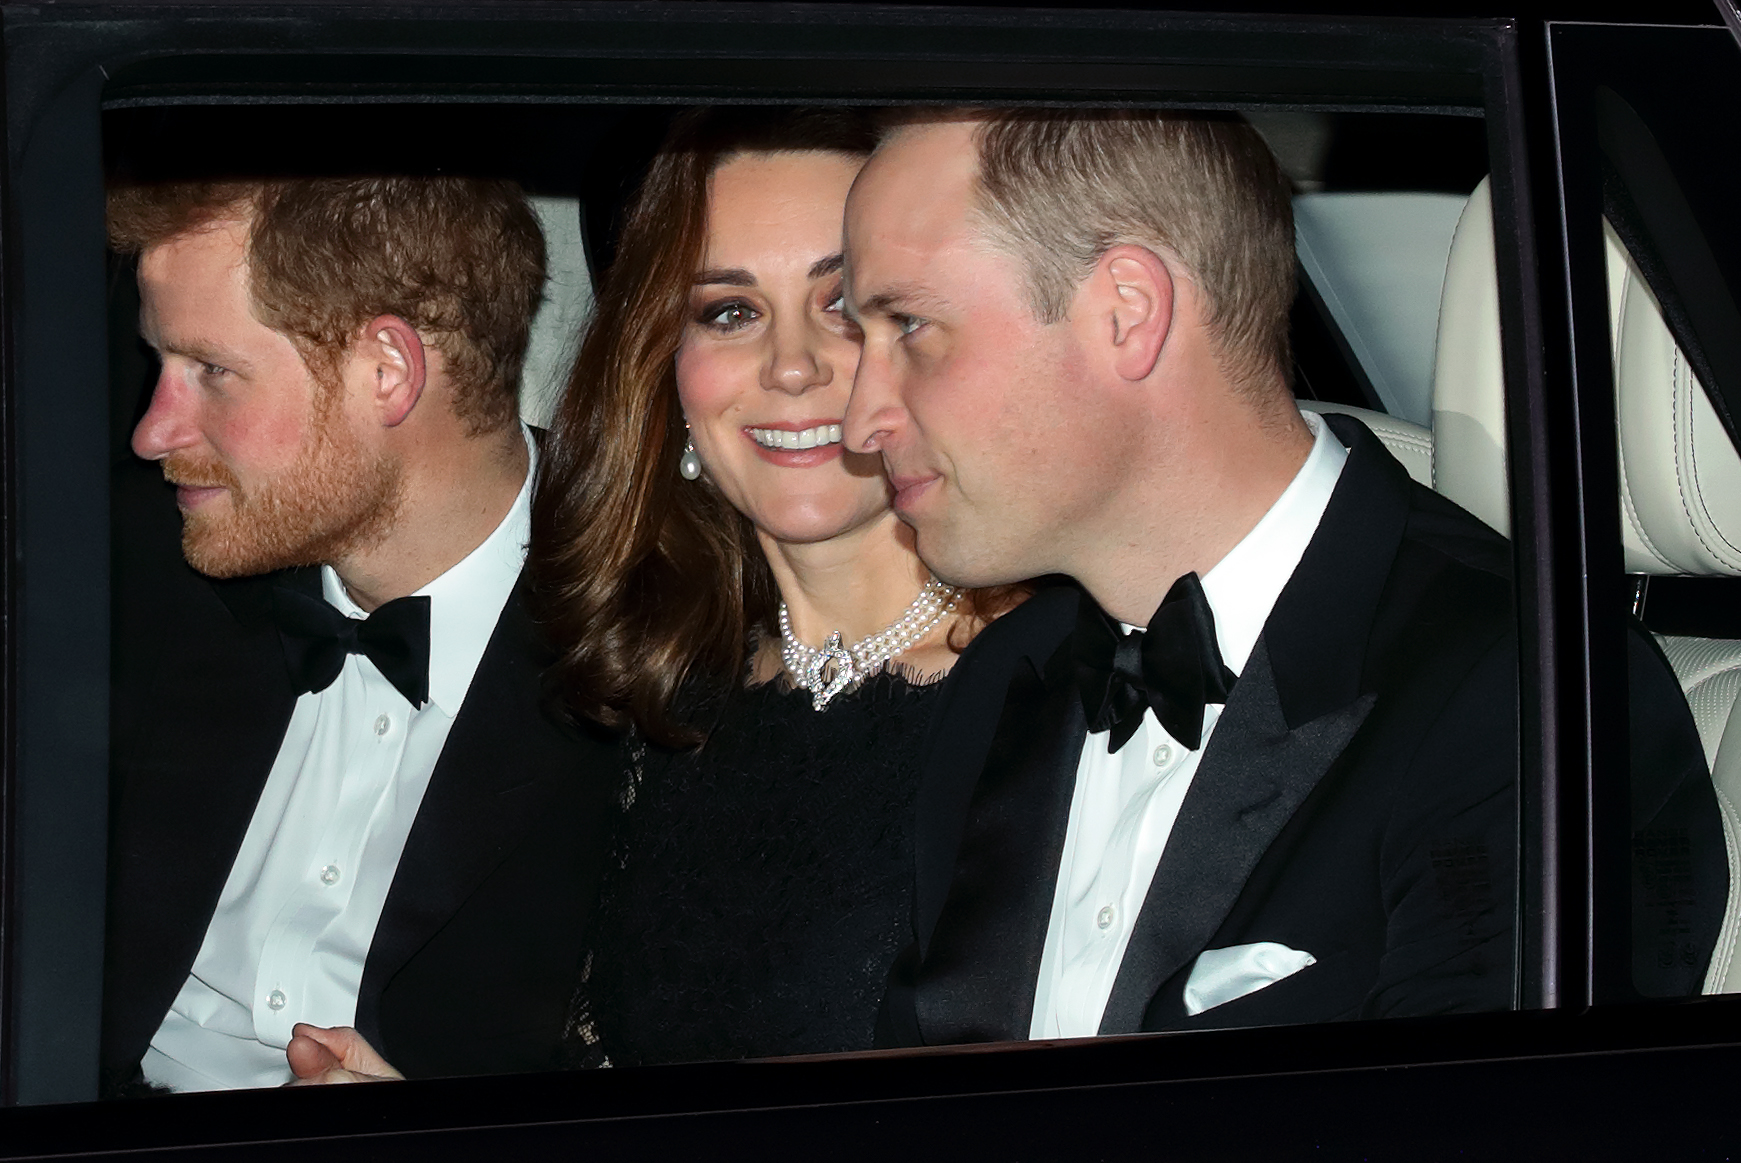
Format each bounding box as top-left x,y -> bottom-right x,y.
1702,783 -> 1741,993
1616,286 -> 1677,570
1675,346 -> 1741,566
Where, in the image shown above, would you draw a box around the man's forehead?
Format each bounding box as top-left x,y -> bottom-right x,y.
140,216 -> 252,283
847,124 -> 981,280
858,119 -> 979,205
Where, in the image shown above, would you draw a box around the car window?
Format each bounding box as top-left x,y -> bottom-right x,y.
1,7 -> 1582,1137
1544,20 -> 1741,1005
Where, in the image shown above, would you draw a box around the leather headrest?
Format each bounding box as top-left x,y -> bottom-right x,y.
1431,177 -> 1510,539
1610,221 -> 1741,576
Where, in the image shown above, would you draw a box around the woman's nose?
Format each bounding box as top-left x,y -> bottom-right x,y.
763,324 -> 832,396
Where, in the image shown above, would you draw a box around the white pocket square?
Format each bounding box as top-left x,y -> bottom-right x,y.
1181,941 -> 1318,1016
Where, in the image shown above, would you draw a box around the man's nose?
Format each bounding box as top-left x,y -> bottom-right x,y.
843,342 -> 901,454
130,367 -> 198,461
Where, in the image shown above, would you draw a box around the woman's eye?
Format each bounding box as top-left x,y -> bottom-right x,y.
822,287 -> 845,314
699,299 -> 759,331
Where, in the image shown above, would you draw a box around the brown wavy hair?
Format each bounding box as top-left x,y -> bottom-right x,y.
107,176 -> 545,434
533,107 -> 1018,748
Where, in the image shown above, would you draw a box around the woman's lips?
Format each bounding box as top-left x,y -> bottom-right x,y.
742,421 -> 846,468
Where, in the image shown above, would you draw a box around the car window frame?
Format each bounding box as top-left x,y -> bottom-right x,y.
8,2 -> 1738,1152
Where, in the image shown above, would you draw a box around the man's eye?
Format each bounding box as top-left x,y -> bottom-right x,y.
699,300 -> 759,331
894,314 -> 926,337
194,362 -> 232,387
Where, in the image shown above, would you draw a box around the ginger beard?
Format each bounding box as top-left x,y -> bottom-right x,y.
163,376 -> 404,579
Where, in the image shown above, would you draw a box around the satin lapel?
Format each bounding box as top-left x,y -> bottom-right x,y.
1092,417 -> 1415,1033
1097,641 -> 1376,1034
915,639 -> 1085,1044
355,579 -> 575,1033
913,583 -> 1080,952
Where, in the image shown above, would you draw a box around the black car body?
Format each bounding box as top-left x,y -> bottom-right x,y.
4,1 -> 1741,1156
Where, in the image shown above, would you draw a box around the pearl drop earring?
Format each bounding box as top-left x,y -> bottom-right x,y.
679,435 -> 702,481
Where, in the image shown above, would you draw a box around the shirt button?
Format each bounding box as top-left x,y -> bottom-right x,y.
1153,744 -> 1173,767
1097,905 -> 1116,930
267,990 -> 287,1011
373,714 -> 391,736
319,864 -> 341,886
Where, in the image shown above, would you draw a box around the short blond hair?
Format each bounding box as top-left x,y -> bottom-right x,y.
946,110 -> 1294,396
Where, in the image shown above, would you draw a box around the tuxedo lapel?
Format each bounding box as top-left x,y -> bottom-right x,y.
1097,640 -> 1374,1033
914,634 -> 1085,1044
912,584 -> 1080,951
1100,414 -> 1411,1033
355,578 -> 578,1038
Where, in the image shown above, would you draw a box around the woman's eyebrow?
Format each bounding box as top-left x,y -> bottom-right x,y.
694,255 -> 843,286
694,268 -> 755,287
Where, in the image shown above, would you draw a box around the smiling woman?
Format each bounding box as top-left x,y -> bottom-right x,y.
674,150 -> 883,562
518,106 -> 1024,1069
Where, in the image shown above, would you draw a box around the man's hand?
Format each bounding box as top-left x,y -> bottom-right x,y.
284,1024 -> 405,1086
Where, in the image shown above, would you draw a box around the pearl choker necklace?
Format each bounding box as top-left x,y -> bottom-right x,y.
780,578 -> 964,711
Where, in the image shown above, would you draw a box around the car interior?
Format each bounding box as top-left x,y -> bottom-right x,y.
7,7 -> 1741,1155
101,92 -> 1741,1034
100,93 -> 1741,1033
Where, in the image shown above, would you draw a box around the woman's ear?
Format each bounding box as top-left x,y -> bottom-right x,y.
1098,244 -> 1174,383
360,314 -> 427,428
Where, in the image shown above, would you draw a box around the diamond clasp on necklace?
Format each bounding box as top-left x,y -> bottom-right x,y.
804,631 -> 858,711
780,579 -> 963,711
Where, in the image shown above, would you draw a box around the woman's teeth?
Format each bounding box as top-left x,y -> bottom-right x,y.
748,423 -> 844,450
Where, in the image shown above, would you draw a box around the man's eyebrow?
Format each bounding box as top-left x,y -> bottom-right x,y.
853,285 -> 947,318
153,335 -> 252,372
693,268 -> 755,287
808,253 -> 844,280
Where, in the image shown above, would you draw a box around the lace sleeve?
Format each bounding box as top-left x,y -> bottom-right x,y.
557,728 -> 647,1070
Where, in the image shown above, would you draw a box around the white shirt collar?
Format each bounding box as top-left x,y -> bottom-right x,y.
321,423 -> 537,715
1193,408 -> 1347,676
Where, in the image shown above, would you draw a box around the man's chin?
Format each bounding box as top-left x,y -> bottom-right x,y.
181,534 -> 275,579
180,519 -> 306,579
914,532 -> 1009,592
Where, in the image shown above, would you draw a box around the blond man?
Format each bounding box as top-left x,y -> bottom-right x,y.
843,110 -> 1722,1042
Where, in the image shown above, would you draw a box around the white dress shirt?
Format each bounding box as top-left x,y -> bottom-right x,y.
1029,410 -> 1349,1040
143,427 -> 536,1091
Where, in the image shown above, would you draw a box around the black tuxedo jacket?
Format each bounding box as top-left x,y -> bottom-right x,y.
102,458 -> 618,1093
879,414 -> 1726,1045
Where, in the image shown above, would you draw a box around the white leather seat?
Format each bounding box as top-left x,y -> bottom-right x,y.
1293,179 -> 1504,497
1294,191 -> 1469,427
1297,177 -> 1506,528
1430,177 -> 1509,538
519,194 -> 594,427
1298,400 -> 1433,488
1309,173 -> 1741,992
1606,224 -> 1741,992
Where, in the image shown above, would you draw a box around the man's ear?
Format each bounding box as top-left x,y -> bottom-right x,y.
360,314 -> 426,428
1096,244 -> 1174,383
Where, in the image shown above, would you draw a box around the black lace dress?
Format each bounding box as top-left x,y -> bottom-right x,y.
566,670 -> 940,1068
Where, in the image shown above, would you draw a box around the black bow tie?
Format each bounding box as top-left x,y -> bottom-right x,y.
271,585 -> 432,708
1073,573 -> 1237,753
